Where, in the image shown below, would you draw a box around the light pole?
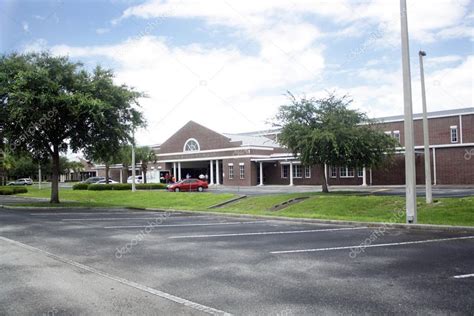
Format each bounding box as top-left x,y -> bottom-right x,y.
419,50 -> 432,204
400,0 -> 417,223
38,163 -> 42,190
131,131 -> 136,192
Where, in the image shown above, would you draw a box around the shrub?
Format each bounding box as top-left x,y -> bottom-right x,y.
87,184 -> 132,191
136,183 -> 167,190
12,187 -> 28,194
72,183 -> 89,190
0,187 -> 14,195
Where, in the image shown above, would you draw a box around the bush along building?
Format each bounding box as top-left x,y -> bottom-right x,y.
103,107 -> 474,186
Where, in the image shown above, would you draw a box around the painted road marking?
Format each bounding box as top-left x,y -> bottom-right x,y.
104,221 -> 268,229
169,226 -> 368,239
270,236 -> 474,254
453,273 -> 474,279
0,236 -> 231,316
30,212 -> 172,216
62,215 -> 216,221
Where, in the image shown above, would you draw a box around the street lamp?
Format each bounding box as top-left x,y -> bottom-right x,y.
400,0 -> 417,223
419,50 -> 433,204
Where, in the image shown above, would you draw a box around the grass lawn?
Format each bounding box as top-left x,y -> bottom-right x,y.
19,187 -> 235,210
14,187 -> 474,226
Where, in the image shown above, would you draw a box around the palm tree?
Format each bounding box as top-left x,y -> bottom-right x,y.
135,146 -> 156,184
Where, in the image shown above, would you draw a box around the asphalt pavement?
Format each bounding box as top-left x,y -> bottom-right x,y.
0,204 -> 473,315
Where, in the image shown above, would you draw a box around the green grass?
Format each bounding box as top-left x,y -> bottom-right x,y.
14,187 -> 474,226
19,187 -> 234,211
217,194 -> 474,226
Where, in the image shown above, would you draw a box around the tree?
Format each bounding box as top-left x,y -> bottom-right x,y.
274,93 -> 397,193
82,67 -> 145,184
1,52 -> 144,202
135,146 -> 156,183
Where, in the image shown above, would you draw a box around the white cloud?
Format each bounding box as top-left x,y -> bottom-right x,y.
96,28 -> 110,35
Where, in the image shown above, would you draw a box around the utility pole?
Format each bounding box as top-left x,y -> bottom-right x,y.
419,50 -> 432,204
400,0 -> 417,223
38,164 -> 42,190
131,131 -> 136,192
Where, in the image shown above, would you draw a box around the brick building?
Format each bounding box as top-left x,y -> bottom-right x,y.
143,107 -> 473,186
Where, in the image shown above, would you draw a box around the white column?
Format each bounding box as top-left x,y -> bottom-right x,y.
178,162 -> 182,181
216,160 -> 220,185
173,162 -> 177,180
419,51 -> 432,204
259,162 -> 263,186
459,115 -> 463,144
289,162 -> 294,186
209,160 -> 214,185
362,167 -> 367,186
433,147 -> 437,185
120,169 -> 123,183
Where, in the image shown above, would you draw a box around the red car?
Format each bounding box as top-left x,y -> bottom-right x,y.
167,178 -> 208,192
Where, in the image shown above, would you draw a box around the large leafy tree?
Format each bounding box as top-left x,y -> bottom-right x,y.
0,52 -> 144,202
274,93 -> 397,193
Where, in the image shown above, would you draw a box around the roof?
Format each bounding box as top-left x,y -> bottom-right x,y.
377,107 -> 473,123
222,133 -> 280,148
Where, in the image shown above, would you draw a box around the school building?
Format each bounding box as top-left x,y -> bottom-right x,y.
149,107 -> 473,186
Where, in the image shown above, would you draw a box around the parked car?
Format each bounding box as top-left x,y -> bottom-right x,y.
95,179 -> 119,184
7,178 -> 33,186
167,178 -> 208,192
127,175 -> 143,184
82,176 -> 105,184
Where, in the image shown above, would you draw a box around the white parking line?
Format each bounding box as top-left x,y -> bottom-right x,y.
169,226 -> 368,239
0,236 -> 231,316
270,236 -> 474,254
453,273 -> 474,279
62,215 -> 216,221
30,212 -> 171,216
104,221 -> 268,229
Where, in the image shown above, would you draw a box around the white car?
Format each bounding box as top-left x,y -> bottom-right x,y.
95,179 -> 119,184
127,175 -> 143,184
7,178 -> 33,186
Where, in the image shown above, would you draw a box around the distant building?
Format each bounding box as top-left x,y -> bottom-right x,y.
98,107 -> 474,186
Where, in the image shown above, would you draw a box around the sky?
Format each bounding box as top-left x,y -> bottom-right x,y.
1,0 -> 473,146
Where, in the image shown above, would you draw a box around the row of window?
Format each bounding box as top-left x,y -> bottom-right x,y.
330,166 -> 364,178
228,163 -> 245,180
385,126 -> 460,144
281,165 -> 311,179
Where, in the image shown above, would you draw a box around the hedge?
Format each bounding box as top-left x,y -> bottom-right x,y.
88,184 -> 132,191
0,186 -> 28,195
136,183 -> 167,190
72,183 -> 89,190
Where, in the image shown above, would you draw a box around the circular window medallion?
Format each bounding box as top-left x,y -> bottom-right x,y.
183,138 -> 200,152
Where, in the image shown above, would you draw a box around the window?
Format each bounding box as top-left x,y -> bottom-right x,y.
330,166 -> 337,178
393,130 -> 400,142
304,166 -> 311,178
340,166 -> 355,178
357,168 -> 364,178
228,165 -> 234,179
281,165 -> 289,178
339,167 -> 347,177
183,138 -> 200,152
239,164 -> 245,179
450,126 -> 458,143
294,165 -> 303,178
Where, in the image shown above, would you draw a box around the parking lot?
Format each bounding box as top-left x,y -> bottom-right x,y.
1,207 -> 473,315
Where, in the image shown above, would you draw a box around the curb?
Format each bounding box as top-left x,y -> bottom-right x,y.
143,208 -> 474,233
208,195 -> 247,209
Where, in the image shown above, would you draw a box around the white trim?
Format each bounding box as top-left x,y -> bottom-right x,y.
379,111 -> 474,123
228,164 -> 234,179
239,164 -> 245,179
450,125 -> 458,143
227,163 -> 233,166
281,165 -> 289,178
157,154 -> 269,163
459,115 -> 463,144
239,162 -> 245,166
339,166 -> 355,178
293,164 -> 303,178
330,166 -> 337,178
433,147 -> 437,185
158,146 -> 274,157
